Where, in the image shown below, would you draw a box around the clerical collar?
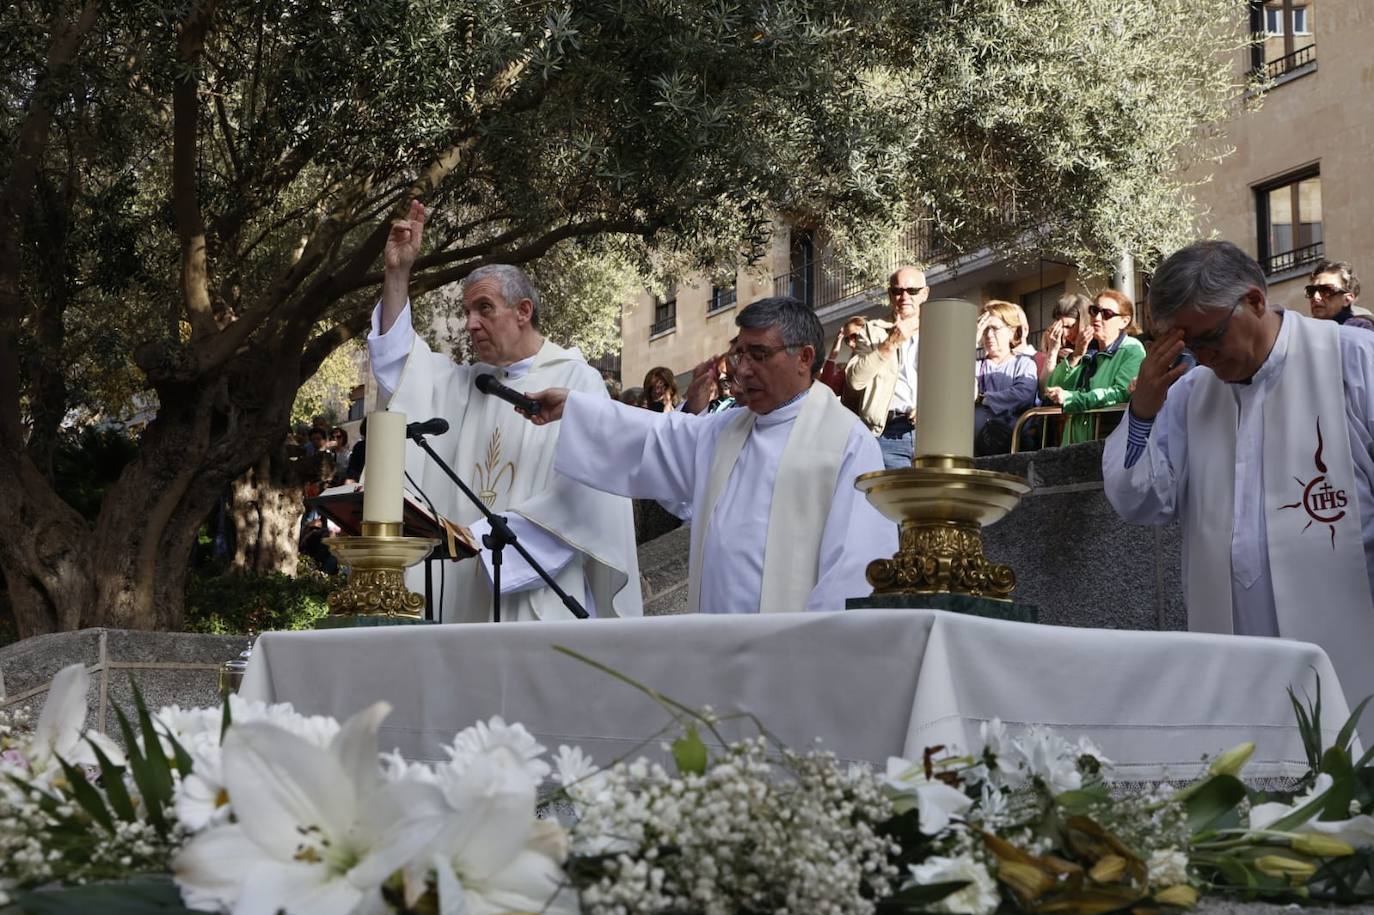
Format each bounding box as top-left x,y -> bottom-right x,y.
755,388 -> 810,427
491,352 -> 537,381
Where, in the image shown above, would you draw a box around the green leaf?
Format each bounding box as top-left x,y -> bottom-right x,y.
1319,746 -> 1355,821
13,874 -> 198,914
1335,694 -> 1372,755
56,758 -> 115,833
1184,774 -> 1246,834
112,703 -> 168,836
671,726 -> 709,775
876,879 -> 970,911
88,741 -> 137,823
133,678 -> 176,804
1057,786 -> 1111,814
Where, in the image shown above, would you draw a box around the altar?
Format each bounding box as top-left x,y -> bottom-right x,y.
239,608 -> 1350,782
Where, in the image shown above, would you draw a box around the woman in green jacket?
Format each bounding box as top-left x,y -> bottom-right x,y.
1042,289 -> 1145,445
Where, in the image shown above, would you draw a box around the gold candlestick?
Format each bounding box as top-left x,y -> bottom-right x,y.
326,521 -> 439,618
856,455 -> 1030,600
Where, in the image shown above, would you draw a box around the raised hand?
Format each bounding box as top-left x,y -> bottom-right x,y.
683,356 -> 720,414
519,388 -> 570,425
385,200 -> 427,273
1130,329 -> 1189,420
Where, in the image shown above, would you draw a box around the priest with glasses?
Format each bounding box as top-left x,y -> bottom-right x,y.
520,296 -> 897,614
1104,240 -> 1374,733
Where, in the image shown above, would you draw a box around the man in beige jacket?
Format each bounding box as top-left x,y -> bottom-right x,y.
845,265 -> 928,468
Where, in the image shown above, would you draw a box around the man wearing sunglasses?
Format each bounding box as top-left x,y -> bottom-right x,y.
845,265 -> 929,468
519,296 -> 896,615
1305,259 -> 1374,331
1103,240 -> 1374,735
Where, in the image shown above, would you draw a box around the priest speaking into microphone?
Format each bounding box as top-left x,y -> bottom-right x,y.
366,201 -> 642,623
521,296 -> 898,614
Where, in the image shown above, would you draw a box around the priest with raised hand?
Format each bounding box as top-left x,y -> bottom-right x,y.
521,296 -> 898,614
1103,240 -> 1374,728
366,201 -> 642,622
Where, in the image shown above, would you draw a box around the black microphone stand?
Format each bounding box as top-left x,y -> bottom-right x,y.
407,429 -> 589,621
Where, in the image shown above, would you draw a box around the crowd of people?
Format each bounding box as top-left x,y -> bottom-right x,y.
354,202 -> 1374,732
557,256 -> 1374,477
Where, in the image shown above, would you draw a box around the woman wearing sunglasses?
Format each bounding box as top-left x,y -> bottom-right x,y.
1042,289 -> 1146,445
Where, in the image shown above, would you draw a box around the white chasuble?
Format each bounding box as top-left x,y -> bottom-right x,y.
1184,315 -> 1374,717
378,329 -> 642,623
555,382 -> 896,614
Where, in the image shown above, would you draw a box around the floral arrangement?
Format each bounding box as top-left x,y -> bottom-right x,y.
1,657 -> 1372,915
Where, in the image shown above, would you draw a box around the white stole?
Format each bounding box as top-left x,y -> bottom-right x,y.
688,382 -> 854,613
1187,316 -> 1374,710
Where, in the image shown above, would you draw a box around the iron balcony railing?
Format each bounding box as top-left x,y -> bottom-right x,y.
1264,241 -> 1323,276
1258,43 -> 1316,81
771,226 -> 948,312
650,314 -> 676,336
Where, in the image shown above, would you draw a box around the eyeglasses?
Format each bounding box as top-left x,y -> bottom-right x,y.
888,285 -> 927,297
1305,284 -> 1350,299
1088,305 -> 1121,320
1182,303 -> 1240,352
727,343 -> 797,368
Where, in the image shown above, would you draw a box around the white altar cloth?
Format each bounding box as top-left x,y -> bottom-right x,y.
240,609 -> 1353,781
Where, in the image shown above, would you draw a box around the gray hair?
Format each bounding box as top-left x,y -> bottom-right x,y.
1147,240 -> 1267,327
1310,258 -> 1361,299
465,264 -> 542,328
736,296 -> 825,374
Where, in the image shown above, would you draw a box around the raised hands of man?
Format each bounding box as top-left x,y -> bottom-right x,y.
1129,328 -> 1189,420
380,200 -> 427,332
385,200 -> 427,273
519,388 -> 570,425
683,356 -> 721,414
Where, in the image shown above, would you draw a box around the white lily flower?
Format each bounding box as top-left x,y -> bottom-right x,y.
26,663 -> 123,776
173,702 -> 449,915
1249,773 -> 1374,848
424,751 -> 575,915
907,854 -> 999,915
883,757 -> 973,834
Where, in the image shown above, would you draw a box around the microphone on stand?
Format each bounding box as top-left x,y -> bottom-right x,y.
475,373 -> 542,414
406,417 -> 450,437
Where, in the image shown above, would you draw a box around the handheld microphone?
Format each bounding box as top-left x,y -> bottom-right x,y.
475,373 -> 542,414
406,417 -> 450,437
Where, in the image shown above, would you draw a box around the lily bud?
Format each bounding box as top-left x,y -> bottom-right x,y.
1155,885 -> 1199,907
1207,742 -> 1255,777
1254,855 -> 1317,879
1291,833 -> 1355,858
1089,855 -> 1127,883
997,861 -> 1054,901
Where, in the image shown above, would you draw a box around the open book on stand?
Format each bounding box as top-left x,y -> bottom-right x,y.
309,485 -> 478,561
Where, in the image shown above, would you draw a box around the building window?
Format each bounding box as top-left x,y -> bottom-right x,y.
1265,4 -> 1309,34
1256,169 -> 1322,275
1252,1 -> 1316,80
709,284 -> 737,314
650,286 -> 677,337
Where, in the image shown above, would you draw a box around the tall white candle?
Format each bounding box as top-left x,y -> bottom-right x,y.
361,410 -> 406,523
915,298 -> 977,460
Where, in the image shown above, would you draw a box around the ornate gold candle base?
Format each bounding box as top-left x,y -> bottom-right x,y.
325,522 -> 440,619
855,455 -> 1031,600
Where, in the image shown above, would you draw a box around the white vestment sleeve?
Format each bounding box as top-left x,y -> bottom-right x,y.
556,391 -> 713,503
806,428 -> 895,611
367,301 -> 417,399
1102,377 -> 1196,525
468,514 -> 577,594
